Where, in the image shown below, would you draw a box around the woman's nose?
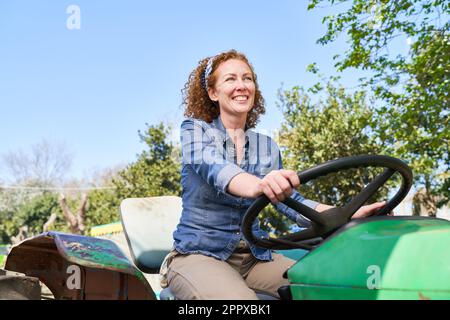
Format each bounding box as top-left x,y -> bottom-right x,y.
235,78 -> 246,90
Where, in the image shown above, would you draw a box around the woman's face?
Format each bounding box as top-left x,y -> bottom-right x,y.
208,58 -> 256,118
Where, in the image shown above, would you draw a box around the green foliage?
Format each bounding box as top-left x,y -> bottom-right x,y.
0,188 -> 58,242
0,122 -> 182,243
84,188 -> 121,231
0,207 -> 16,243
0,251 -> 5,267
9,192 -> 69,237
277,80 -> 391,207
83,122 -> 182,233
260,205 -> 295,237
308,0 -> 449,207
112,123 -> 182,201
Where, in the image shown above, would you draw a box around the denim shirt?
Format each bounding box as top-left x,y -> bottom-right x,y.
172,117 -> 319,261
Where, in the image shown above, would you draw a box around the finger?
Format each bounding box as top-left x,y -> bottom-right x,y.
369,201 -> 387,210
280,170 -> 300,188
266,176 -> 287,202
356,208 -> 371,218
273,174 -> 293,198
367,201 -> 389,216
260,181 -> 279,204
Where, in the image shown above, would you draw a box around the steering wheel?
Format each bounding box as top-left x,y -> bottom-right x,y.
241,155 -> 413,250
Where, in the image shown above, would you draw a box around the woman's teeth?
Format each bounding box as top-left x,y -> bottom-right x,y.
233,96 -> 248,101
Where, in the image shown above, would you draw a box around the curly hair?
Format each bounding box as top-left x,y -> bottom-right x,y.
182,49 -> 265,128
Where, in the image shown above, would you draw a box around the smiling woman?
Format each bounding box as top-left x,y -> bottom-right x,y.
182,50 -> 265,128
160,49 -> 388,300
207,59 -> 256,122
160,50 -> 319,300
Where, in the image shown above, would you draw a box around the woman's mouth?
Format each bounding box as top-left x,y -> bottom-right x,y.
232,95 -> 249,102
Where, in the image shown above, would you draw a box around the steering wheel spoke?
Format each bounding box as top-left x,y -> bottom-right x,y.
283,198 -> 326,225
344,168 -> 396,219
280,226 -> 318,242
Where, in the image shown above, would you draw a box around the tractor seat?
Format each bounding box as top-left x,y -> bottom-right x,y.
120,196 -> 279,300
120,196 -> 182,273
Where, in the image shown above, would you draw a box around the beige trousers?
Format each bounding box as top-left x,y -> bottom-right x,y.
161,240 -> 295,300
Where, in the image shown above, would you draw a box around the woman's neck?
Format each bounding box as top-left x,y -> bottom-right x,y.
220,114 -> 247,143
220,113 -> 246,131
220,113 -> 246,165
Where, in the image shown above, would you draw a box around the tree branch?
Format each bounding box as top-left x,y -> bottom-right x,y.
43,213 -> 57,232
59,193 -> 78,233
76,193 -> 88,233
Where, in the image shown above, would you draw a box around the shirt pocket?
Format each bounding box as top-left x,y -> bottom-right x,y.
200,182 -> 242,210
257,154 -> 277,177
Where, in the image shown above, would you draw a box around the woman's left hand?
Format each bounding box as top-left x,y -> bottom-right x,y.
352,201 -> 393,219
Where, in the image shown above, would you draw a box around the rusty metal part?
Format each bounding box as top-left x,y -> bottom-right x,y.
5,232 -> 156,300
0,269 -> 41,300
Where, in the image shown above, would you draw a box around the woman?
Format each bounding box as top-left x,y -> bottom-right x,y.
161,49 -> 387,300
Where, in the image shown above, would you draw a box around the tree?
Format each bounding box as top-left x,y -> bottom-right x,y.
277,80 -> 391,208
113,123 -> 181,200
259,205 -> 297,237
63,165 -> 123,233
307,0 -> 449,212
84,188 -> 121,229
0,199 -> 16,243
59,193 -> 88,234
6,192 -> 69,243
0,139 -> 74,239
1,139 -> 72,187
0,140 -> 78,241
0,124 -> 183,242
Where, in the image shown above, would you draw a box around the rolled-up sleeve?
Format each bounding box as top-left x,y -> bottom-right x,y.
181,118 -> 245,192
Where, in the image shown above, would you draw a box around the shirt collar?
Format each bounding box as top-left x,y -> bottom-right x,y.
212,116 -> 253,144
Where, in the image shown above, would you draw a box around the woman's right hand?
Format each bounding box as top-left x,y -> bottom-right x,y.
257,169 -> 300,204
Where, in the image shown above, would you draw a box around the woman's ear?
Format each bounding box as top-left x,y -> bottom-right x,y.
207,88 -> 218,102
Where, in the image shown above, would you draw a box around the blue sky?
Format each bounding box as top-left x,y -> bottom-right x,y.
0,0 -> 372,180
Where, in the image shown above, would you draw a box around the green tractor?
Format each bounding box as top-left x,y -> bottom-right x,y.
241,155 -> 450,300
2,155 -> 450,299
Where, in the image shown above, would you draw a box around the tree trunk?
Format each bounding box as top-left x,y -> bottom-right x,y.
11,226 -> 29,245
412,188 -> 437,217
59,193 -> 88,234
43,213 -> 57,232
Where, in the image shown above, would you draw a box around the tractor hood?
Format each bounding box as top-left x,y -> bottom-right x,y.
287,217 -> 450,300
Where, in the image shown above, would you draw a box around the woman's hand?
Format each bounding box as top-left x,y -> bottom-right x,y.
258,169 -> 300,204
352,201 -> 392,219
